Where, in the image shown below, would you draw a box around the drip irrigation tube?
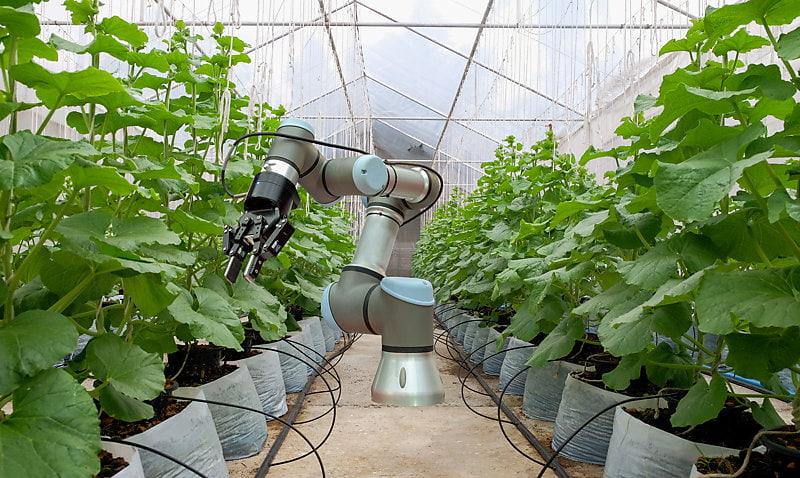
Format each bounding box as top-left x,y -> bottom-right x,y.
255,333 -> 359,478
439,321 -> 571,478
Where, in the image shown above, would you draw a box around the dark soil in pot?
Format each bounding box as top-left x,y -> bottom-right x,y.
225,348 -> 261,361
173,363 -> 238,387
562,333 -> 604,365
695,447 -> 800,477
625,399 -> 761,450
575,367 -> 661,397
165,344 -> 224,375
100,397 -> 189,439
95,450 -> 128,478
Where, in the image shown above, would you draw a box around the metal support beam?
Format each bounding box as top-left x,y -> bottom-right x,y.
434,0 -> 494,167
317,0 -> 357,129
41,20 -> 693,29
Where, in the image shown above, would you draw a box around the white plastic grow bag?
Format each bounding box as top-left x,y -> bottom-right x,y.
125,388 -> 228,478
231,348 -> 288,420
498,337 -> 534,396
522,360 -> 585,421
603,406 -> 739,478
177,364 -> 267,460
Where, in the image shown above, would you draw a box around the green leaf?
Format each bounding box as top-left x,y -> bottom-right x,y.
98,383 -> 155,421
167,287 -> 243,349
671,374 -> 728,427
574,281 -> 637,316
696,267 -> 800,334
16,36 -> 57,62
705,0 -> 800,40
712,28 -> 770,56
98,16 -> 147,47
749,399 -> 787,429
0,131 -> 99,190
10,63 -> 126,108
0,310 -> 78,395
526,315 -> 585,367
617,243 -> 679,290
550,199 -> 605,228
486,221 -> 513,242
231,279 -> 286,341
101,216 -> 181,250
64,0 -> 98,24
655,125 -> 770,222
602,353 -> 645,390
86,334 -> 164,400
646,343 -> 694,388
767,188 -> 800,223
0,5 -> 40,37
167,208 -> 221,235
0,102 -> 38,121
699,209 -> 799,263
121,273 -> 177,318
68,161 -> 137,195
0,369 -> 100,477
777,26 -> 800,60
725,328 -> 800,383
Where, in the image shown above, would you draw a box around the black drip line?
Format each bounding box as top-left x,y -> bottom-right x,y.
104,332 -> 359,478
433,307 -> 689,478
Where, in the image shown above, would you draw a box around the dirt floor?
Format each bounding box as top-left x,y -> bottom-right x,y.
227,333 -> 603,478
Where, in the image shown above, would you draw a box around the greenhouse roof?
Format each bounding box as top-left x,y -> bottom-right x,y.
37,0 -> 707,193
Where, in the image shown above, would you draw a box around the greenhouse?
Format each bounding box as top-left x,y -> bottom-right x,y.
1,0 -> 800,476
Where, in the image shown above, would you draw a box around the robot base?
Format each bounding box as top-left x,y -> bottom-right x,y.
371,350 -> 445,406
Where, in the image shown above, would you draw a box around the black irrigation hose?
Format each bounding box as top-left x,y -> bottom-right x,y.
534,391 -> 684,478
249,344 -> 338,465
280,339 -> 343,405
166,395 -> 326,477
440,326 -> 571,478
255,332 -> 359,478
101,437 -> 210,478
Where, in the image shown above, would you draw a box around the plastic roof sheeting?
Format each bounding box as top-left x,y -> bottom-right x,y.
35,0 -> 719,210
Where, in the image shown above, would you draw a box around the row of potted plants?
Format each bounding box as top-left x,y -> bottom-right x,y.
0,1 -> 355,476
416,1 -> 800,475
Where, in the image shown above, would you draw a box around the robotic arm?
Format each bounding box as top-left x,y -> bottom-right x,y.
223,119 -> 445,406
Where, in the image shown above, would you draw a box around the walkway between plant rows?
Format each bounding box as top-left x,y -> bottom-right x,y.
227,333 -> 603,478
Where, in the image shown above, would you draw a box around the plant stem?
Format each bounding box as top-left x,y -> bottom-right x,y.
35,93 -> 65,135
48,273 -> 95,314
67,315 -> 101,337
761,19 -> 800,84
4,189 -> 79,322
742,170 -> 800,262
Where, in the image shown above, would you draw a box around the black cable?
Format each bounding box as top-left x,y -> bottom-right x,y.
221,131 -> 371,198
167,395 -> 326,478
101,437 -> 210,478
535,390 -> 684,478
496,364 -> 551,467
249,344 -> 338,465
280,339 -> 343,408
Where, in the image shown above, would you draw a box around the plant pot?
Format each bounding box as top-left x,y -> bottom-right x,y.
522,360 -> 586,421
498,337 -> 534,396
482,329 -> 508,376
552,372 -> 660,465
319,318 -> 340,351
298,317 -> 327,372
604,406 -> 739,477
455,313 -> 472,344
230,349 -> 288,420
125,388 -> 228,478
101,442 -> 144,478
467,326 -> 490,364
462,320 -> 480,352
267,331 -> 311,392
176,364 -> 267,460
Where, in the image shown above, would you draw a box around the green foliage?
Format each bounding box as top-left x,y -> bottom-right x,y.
0,1 -> 355,475
417,0 -> 800,429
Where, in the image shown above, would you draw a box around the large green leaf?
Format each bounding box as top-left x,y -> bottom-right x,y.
98,16 -> 147,47
696,267 -> 800,334
10,63 -> 127,108
0,5 -> 40,37
602,352 -> 646,390
617,243 -> 679,290
86,334 -> 164,400
0,369 -> 100,478
712,28 -> 770,56
231,279 -> 287,340
102,216 -> 181,250
705,0 -> 800,40
68,161 -> 137,195
525,315 -> 585,367
671,374 -> 728,427
777,26 -> 800,60
98,383 -> 154,421
655,125 -> 770,222
167,287 -> 243,349
725,328 -> 800,384
0,310 -> 77,395
0,131 -> 99,191
0,368 -> 101,477
122,273 -> 177,318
